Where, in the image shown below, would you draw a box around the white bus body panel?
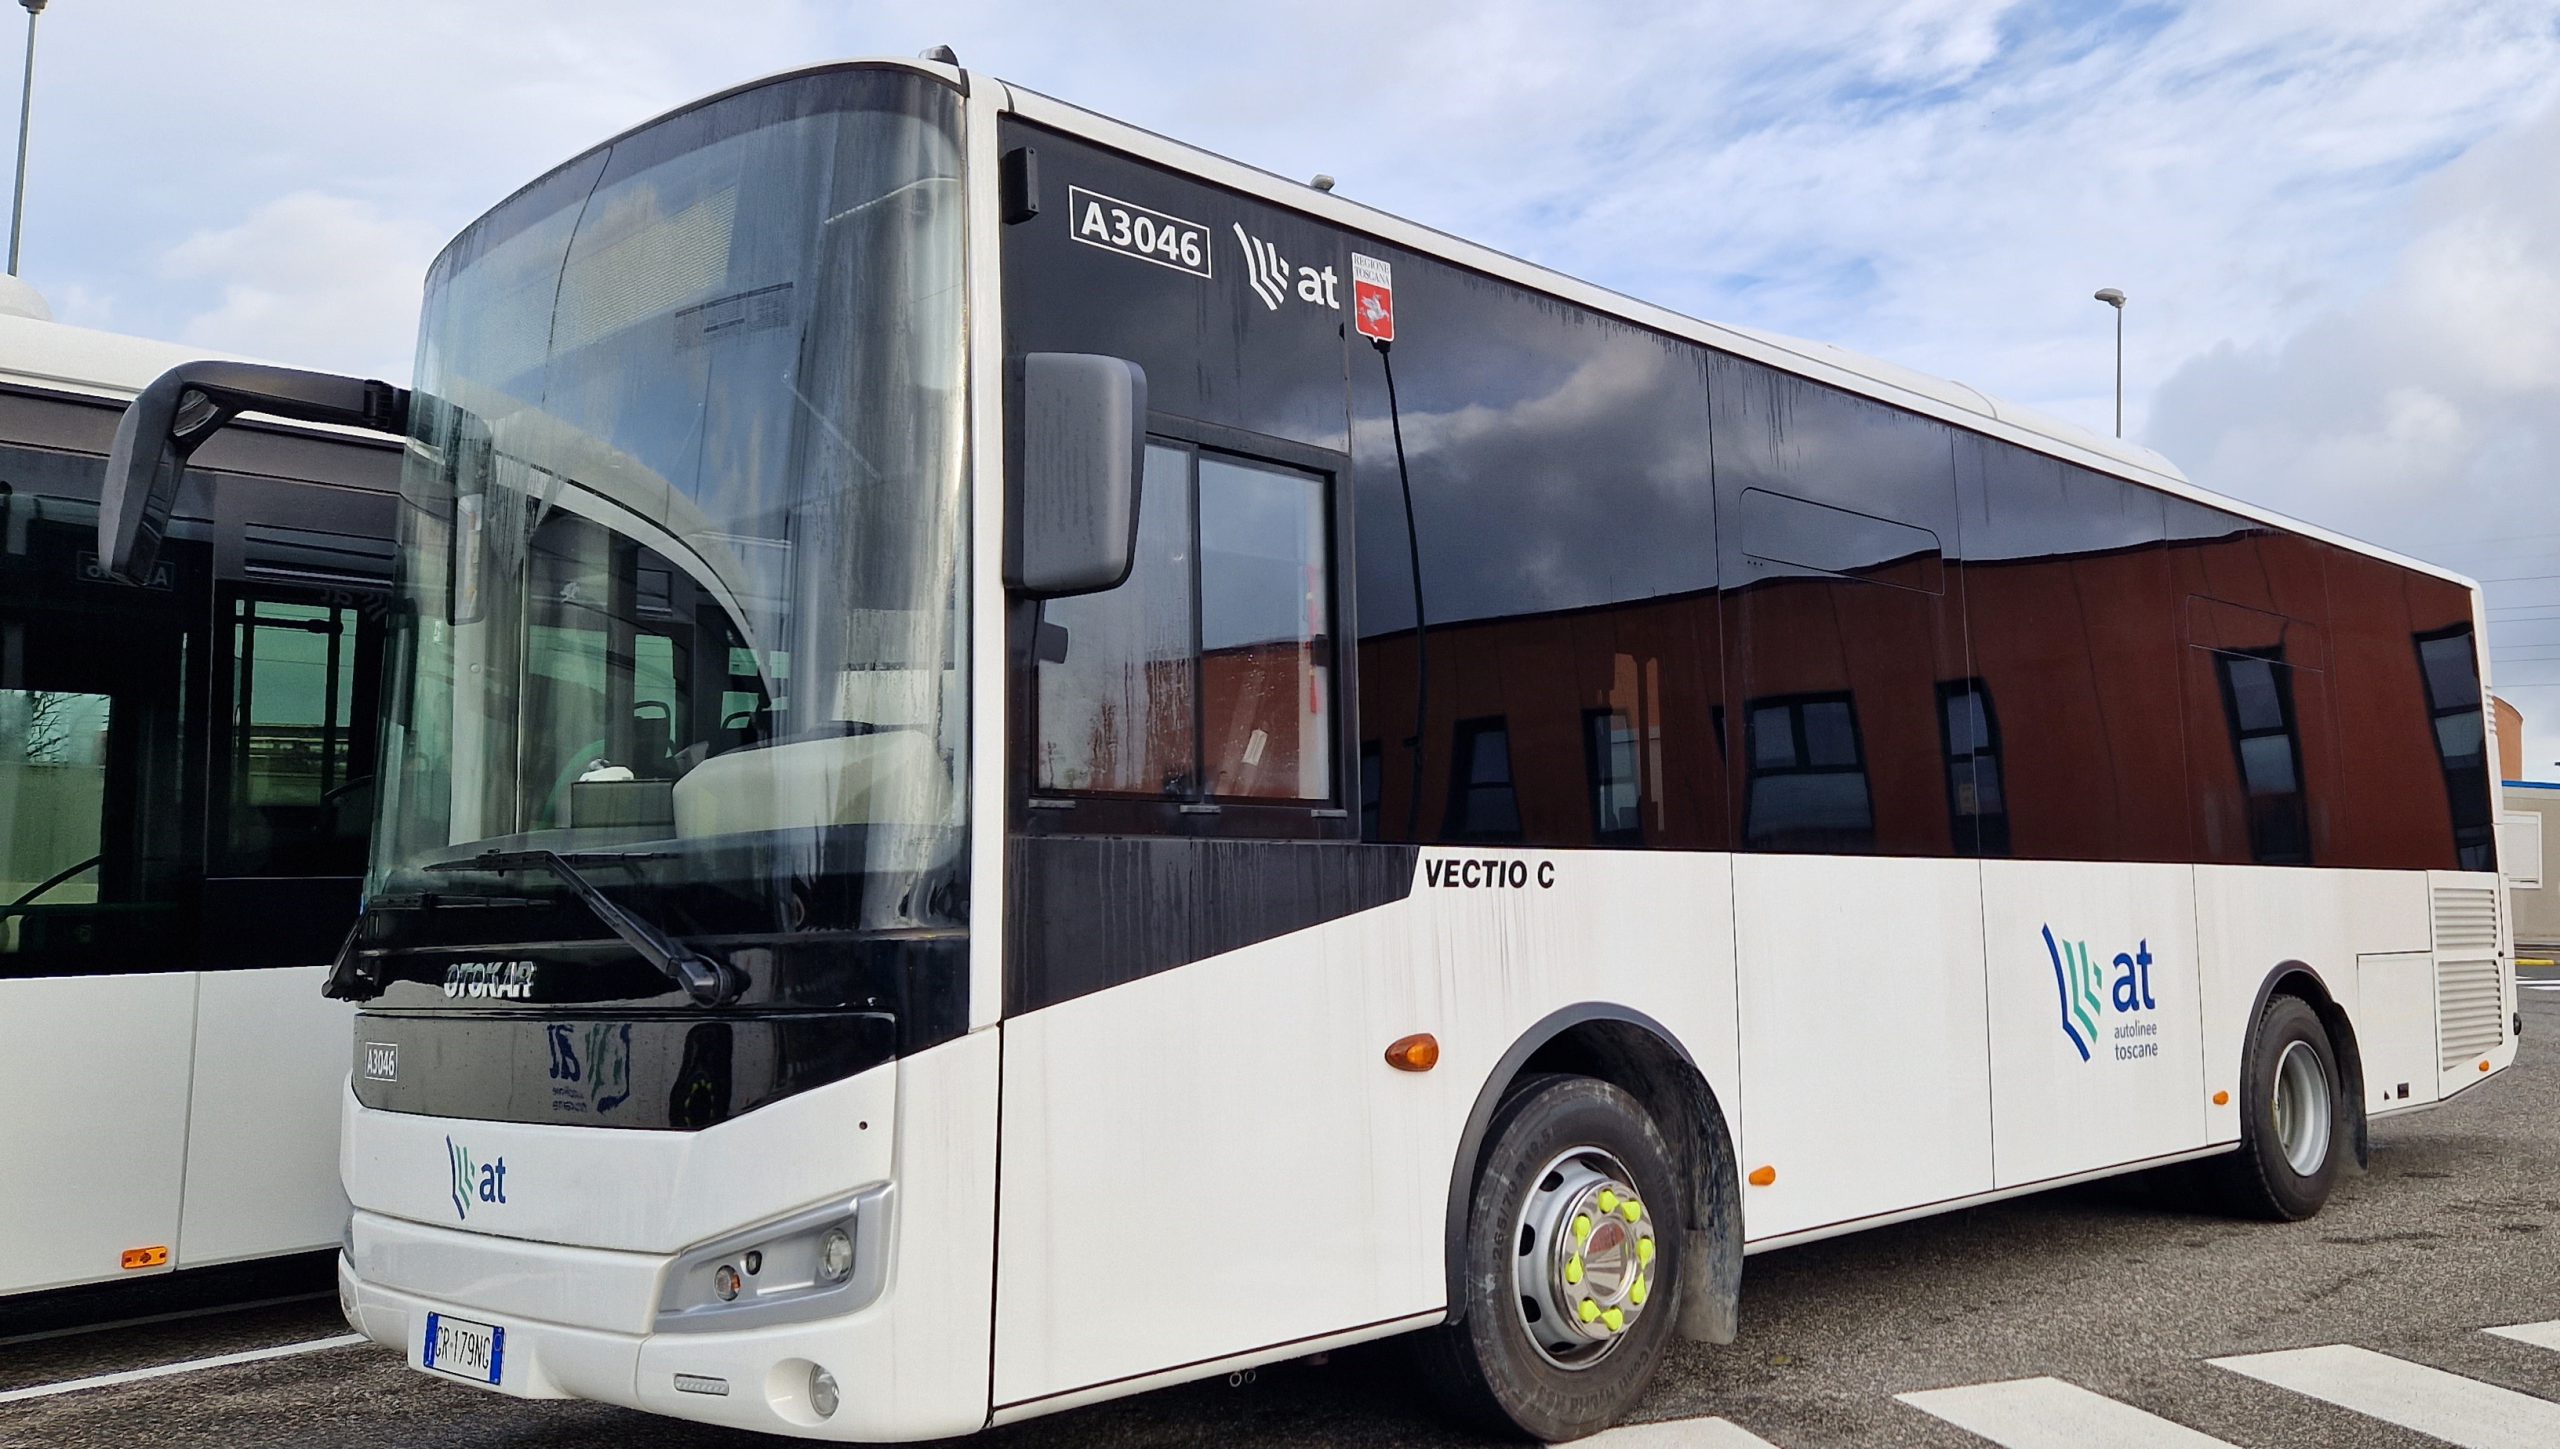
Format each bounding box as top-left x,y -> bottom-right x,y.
2357,951 -> 2438,1111
992,849 -> 1737,1409
1980,859 -> 2205,1188
0,972 -> 197,1294
177,964 -> 352,1266
1732,855 -> 1989,1237
2,966 -> 367,1297
2194,866 -> 2427,1126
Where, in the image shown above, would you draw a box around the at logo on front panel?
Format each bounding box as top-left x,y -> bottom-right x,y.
445,1136 -> 509,1221
2040,925 -> 2162,1064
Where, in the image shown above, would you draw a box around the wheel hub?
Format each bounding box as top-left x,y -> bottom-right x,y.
1512,1148 -> 1657,1368
2272,1038 -> 2332,1176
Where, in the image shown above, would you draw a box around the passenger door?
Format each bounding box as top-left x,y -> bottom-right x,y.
997,430 -> 1440,1403
1711,358 -> 1994,1240
182,488 -> 394,1268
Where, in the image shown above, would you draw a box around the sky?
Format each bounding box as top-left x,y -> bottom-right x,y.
12,0 -> 2560,764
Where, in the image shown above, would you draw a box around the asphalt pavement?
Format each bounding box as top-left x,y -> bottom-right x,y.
8,969 -> 2559,1449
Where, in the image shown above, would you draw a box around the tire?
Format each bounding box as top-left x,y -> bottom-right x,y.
2208,994 -> 2343,1220
1417,1075 -> 1685,1442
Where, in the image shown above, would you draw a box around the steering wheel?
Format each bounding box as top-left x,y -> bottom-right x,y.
4,854 -> 102,915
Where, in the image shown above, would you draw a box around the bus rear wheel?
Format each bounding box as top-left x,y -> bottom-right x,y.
2210,993 -> 2342,1220
1421,1075 -> 1684,1442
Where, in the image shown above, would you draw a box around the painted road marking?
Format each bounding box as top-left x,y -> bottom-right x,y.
0,1333 -> 366,1404
2486,1319 -> 2560,1351
2211,1343 -> 2560,1448
1898,1376 -> 2237,1447
1578,1418 -> 1788,1447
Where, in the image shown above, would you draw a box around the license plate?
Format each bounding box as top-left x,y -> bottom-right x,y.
421,1311 -> 506,1386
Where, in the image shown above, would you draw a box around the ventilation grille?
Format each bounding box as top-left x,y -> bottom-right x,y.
2435,884 -> 2504,1070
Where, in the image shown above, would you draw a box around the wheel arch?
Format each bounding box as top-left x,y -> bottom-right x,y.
1442,1003 -> 1742,1343
2247,961 -> 2370,1170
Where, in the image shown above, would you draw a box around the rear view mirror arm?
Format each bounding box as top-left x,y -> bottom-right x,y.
100,360 -> 411,584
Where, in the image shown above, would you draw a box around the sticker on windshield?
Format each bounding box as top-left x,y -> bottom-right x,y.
1070,186 -> 1212,279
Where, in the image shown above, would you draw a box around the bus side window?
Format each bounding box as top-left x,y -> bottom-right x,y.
0,474 -> 202,977
0,688 -> 112,957
1196,453 -> 1331,802
2416,625 -> 2494,871
1034,441 -> 1339,811
216,590 -> 381,878
1036,443 -> 1197,797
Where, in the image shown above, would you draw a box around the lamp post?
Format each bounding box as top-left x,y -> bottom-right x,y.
7,0 -> 45,278
2093,287 -> 2126,438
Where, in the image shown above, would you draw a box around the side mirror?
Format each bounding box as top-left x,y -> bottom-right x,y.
1004,352 -> 1145,597
102,361 -> 409,583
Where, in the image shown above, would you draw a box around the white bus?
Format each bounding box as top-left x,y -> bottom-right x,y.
0,280 -> 398,1299
105,57 -> 2511,1441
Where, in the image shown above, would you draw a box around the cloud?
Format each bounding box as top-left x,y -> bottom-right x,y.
2144,99 -> 2560,771
158,191 -> 443,379
18,3 -> 2557,428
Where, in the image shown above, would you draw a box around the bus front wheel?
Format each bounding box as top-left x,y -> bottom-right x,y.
2210,993 -> 2343,1220
1421,1074 -> 1685,1442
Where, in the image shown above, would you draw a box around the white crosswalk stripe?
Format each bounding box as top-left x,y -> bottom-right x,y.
1897,1375 -> 2238,1448
1604,1320 -> 2560,1447
1575,1419 -> 1786,1447
2210,1342 -> 2560,1449
2486,1318 -> 2560,1351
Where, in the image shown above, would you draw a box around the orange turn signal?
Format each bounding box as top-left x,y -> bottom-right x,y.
2480,1060 -> 2492,1072
1747,1165 -> 1777,1187
2212,1090 -> 2230,1106
120,1245 -> 168,1271
1385,1033 -> 1440,1072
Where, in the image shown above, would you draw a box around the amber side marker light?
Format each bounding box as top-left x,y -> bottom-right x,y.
1747,1166 -> 1777,1187
2212,1090 -> 2230,1106
1385,1034 -> 1440,1072
121,1246 -> 169,1270
2481,1060 -> 2493,1072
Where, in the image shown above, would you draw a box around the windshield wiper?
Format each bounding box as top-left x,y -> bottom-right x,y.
425,849 -> 745,1007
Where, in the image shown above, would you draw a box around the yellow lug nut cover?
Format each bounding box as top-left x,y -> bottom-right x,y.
1621,1199 -> 1642,1223
1579,1299 -> 1601,1323
1602,1307 -> 1626,1332
1573,1214 -> 1592,1243
1598,1189 -> 1619,1213
1637,1237 -> 1655,1264
1630,1275 -> 1649,1306
1564,1255 -> 1583,1285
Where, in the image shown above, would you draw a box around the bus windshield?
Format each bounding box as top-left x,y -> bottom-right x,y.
367,69 -> 968,952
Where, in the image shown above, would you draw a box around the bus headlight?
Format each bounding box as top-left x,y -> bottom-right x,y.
655,1183 -> 891,1332
809,1365 -> 840,1419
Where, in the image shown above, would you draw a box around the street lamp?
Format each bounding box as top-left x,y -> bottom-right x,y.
2093,287 -> 2126,439
8,0 -> 45,278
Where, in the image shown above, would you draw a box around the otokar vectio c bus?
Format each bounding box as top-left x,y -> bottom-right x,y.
100,53 -> 2514,1443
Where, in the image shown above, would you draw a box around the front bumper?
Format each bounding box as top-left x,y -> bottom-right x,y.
338,1200 -> 949,1441
335,1026 -> 1002,1440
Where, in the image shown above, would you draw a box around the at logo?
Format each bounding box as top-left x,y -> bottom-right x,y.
546,1021 -> 632,1116
2040,926 -> 2160,1063
1231,224 -> 1341,312
445,1136 -> 509,1221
